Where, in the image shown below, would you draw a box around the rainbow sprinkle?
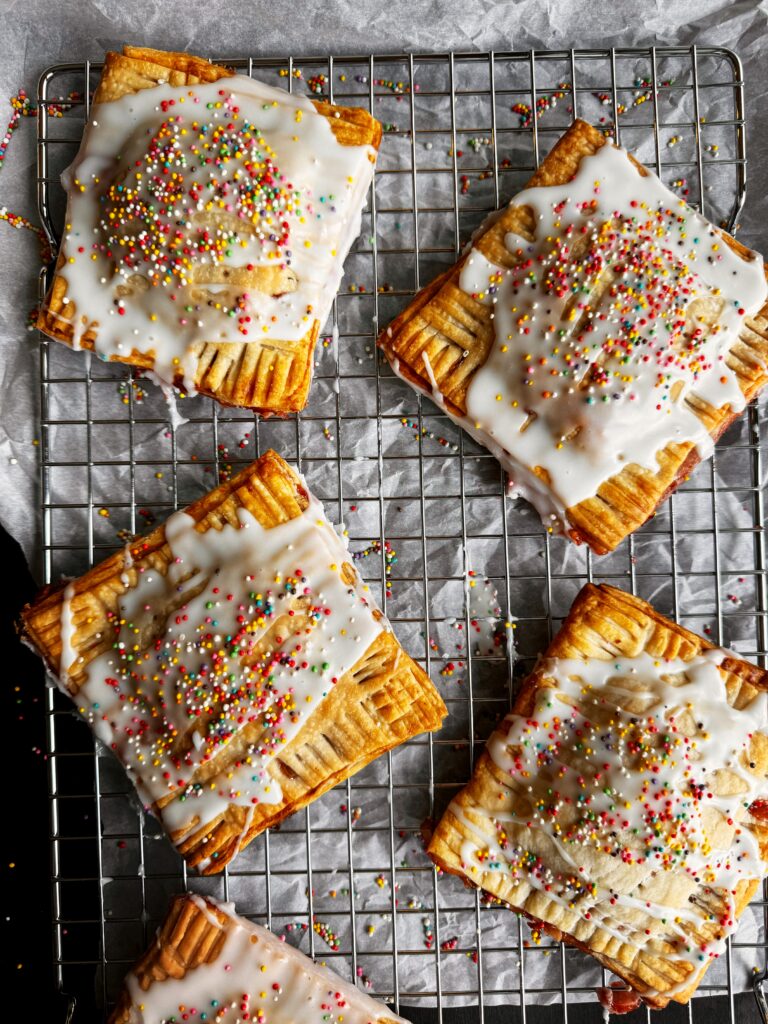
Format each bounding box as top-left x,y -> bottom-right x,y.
512,83 -> 570,129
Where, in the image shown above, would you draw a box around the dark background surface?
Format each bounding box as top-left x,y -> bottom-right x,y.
2,520 -> 762,1021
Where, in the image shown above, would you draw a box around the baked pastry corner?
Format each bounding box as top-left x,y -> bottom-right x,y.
109,892 -> 409,1024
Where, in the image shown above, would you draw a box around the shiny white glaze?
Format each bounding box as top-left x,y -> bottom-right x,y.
60,485 -> 383,866
56,74 -> 376,391
450,648 -> 768,995
418,143 -> 767,533
58,581 -> 77,682
123,894 -> 408,1023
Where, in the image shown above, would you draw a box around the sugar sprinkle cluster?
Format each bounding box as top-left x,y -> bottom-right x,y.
0,89 -> 82,262
467,189 -> 744,422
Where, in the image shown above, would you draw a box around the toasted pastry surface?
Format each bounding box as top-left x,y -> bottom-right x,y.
109,893 -> 408,1024
38,46 -> 382,415
379,120 -> 768,553
428,583 -> 768,1007
21,450 -> 446,873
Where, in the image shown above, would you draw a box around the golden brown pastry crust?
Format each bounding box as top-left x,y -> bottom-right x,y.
37,46 -> 382,415
427,583 -> 768,1008
108,893 -> 404,1024
378,120 -> 768,553
21,450 -> 446,874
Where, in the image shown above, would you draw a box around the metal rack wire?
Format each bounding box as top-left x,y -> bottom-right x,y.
35,46 -> 767,1022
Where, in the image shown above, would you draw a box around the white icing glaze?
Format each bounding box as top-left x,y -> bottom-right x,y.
61,484 -> 383,866
124,894 -> 408,1023
142,370 -> 190,428
57,74 -> 377,391
421,352 -> 444,405
58,581 -> 77,682
450,648 -> 768,995
427,143 -> 767,532
120,540 -> 134,589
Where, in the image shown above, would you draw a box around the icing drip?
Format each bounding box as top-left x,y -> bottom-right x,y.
442,143 -> 768,530
450,649 -> 768,996
58,581 -> 77,682
57,74 -> 376,391
123,895 -> 408,1023
61,489 -> 383,863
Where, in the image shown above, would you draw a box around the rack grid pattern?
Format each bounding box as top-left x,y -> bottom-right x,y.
36,46 -> 767,1022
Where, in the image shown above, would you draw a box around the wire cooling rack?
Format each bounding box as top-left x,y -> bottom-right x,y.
35,46 -> 767,1023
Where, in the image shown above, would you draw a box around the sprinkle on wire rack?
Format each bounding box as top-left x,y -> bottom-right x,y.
33,46 -> 766,1024
0,88 -> 81,263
